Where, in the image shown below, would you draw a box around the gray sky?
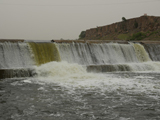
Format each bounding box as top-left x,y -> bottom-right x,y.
0,0 -> 160,40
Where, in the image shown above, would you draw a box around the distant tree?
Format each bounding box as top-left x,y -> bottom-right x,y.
122,17 -> 127,22
79,31 -> 86,39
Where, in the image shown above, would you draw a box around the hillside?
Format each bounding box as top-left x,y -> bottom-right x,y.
79,15 -> 160,41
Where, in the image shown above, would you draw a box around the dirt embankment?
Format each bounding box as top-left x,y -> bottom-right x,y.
82,16 -> 160,41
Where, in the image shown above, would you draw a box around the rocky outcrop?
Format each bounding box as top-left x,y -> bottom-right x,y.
83,16 -> 160,40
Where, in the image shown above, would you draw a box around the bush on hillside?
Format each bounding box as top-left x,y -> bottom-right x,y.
79,31 -> 86,39
129,32 -> 146,40
122,17 -> 127,22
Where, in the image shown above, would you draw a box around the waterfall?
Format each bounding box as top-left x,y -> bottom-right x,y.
56,42 -> 160,72
1,41 -> 160,79
132,43 -> 151,62
56,43 -> 139,65
0,42 -> 34,69
143,44 -> 160,61
28,42 -> 61,66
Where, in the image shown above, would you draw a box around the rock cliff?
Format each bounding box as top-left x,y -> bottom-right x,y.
81,16 -> 160,40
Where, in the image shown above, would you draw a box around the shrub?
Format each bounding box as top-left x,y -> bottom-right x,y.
122,17 -> 127,22
129,32 -> 146,40
79,31 -> 86,39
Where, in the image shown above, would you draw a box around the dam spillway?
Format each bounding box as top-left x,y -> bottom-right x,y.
1,40 -> 160,120
1,40 -> 160,78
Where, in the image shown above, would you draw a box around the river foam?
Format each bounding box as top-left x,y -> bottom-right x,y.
26,61 -> 160,100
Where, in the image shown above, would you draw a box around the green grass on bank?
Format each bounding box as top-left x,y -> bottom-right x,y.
117,34 -> 130,40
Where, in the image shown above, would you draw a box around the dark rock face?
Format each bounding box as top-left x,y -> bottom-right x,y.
0,69 -> 33,79
84,16 -> 160,40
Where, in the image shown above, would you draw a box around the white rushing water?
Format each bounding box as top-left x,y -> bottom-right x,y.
56,43 -> 139,65
29,61 -> 160,97
144,44 -> 160,61
0,42 -> 34,68
56,42 -> 160,72
1,41 -> 160,120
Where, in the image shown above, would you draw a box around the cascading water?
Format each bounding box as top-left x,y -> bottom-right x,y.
1,41 -> 160,75
144,44 -> 160,61
0,42 -> 61,78
56,43 -> 139,65
132,43 -> 151,62
28,42 -> 61,66
1,41 -> 160,120
0,42 -> 34,69
57,42 -> 160,72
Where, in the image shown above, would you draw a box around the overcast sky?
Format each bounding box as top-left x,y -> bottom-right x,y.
0,0 -> 160,40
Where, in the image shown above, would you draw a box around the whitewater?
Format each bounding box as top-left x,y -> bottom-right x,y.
0,41 -> 160,120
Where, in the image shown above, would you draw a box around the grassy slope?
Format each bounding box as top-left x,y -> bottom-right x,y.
99,30 -> 160,41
